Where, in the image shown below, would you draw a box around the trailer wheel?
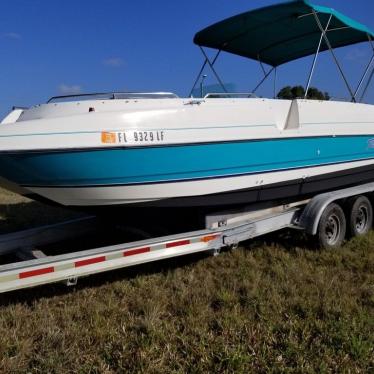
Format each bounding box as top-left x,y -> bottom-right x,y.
317,203 -> 346,249
348,196 -> 373,237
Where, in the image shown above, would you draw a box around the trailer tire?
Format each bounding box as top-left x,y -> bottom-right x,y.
348,196 -> 373,237
317,203 -> 346,249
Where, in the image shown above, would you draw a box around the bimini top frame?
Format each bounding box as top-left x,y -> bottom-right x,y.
190,0 -> 374,102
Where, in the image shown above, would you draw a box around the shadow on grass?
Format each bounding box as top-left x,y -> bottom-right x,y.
0,201 -> 81,233
253,228 -> 320,251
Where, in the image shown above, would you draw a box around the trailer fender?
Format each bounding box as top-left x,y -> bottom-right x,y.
298,182 -> 374,235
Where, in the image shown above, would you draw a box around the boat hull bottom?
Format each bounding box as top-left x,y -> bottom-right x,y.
24,162 -> 374,212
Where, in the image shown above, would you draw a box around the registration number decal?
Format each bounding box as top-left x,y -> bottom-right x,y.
101,131 -> 165,144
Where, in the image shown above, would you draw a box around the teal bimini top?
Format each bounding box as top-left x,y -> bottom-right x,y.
193,0 -> 374,67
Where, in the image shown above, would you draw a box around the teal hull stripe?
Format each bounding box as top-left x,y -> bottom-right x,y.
0,135 -> 373,187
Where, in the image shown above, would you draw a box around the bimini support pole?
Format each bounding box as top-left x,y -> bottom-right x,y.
360,67 -> 374,103
304,14 -> 332,99
354,53 -> 374,100
189,49 -> 221,97
354,35 -> 374,101
252,66 -> 275,94
199,47 -> 228,93
312,10 -> 356,102
258,59 -> 267,77
273,67 -> 277,98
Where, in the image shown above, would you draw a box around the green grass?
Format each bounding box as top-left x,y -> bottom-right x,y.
0,189 -> 373,373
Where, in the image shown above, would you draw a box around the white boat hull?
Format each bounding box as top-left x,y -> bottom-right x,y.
0,98 -> 373,208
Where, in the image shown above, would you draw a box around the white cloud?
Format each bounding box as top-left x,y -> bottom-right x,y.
58,84 -> 82,95
103,57 -> 124,67
1,32 -> 22,40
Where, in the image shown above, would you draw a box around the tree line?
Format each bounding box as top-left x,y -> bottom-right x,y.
277,85 -> 330,100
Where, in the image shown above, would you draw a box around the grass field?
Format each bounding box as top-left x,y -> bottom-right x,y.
0,188 -> 373,373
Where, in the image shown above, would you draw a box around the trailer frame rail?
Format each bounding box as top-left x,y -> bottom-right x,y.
2,182 -> 374,294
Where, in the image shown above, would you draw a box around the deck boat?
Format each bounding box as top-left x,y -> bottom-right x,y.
0,0 -> 373,211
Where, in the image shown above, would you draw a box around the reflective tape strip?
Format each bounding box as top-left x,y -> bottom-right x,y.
106,252 -> 123,261
201,234 -> 220,242
151,244 -> 165,252
166,240 -> 190,248
58,263 -> 76,271
0,232 -> 222,285
19,267 -> 54,279
75,256 -> 106,267
0,274 -> 19,283
123,247 -> 150,257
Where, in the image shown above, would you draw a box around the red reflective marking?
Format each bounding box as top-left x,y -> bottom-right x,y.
123,247 -> 150,257
166,240 -> 190,248
19,267 -> 54,279
75,256 -> 106,267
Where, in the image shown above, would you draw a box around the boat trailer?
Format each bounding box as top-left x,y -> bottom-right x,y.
1,183 -> 374,294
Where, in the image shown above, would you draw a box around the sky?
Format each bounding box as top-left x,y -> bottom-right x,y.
0,0 -> 373,118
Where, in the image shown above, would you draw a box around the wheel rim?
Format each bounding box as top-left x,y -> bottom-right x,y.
324,213 -> 341,245
355,205 -> 368,234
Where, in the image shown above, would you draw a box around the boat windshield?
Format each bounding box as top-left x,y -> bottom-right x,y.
47,92 -> 179,103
